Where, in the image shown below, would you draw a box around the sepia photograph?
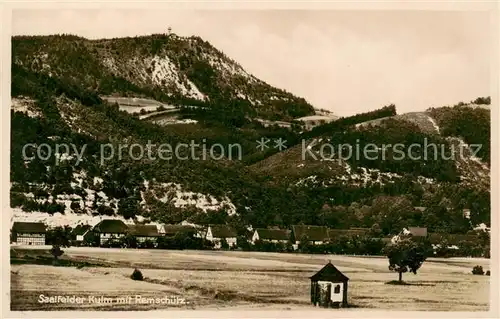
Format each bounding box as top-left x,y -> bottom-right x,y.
4,3 -> 497,315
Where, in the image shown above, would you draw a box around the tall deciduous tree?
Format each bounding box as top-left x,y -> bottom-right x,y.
50,245 -> 64,265
46,226 -> 73,247
384,234 -> 430,282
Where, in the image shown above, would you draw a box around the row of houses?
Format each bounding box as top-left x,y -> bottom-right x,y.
11,221 -> 368,248
10,220 -> 239,249
252,225 -> 390,248
14,219 -> 470,249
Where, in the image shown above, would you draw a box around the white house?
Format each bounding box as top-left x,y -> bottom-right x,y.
11,222 -> 47,245
291,225 -> 329,246
71,224 -> 92,244
295,115 -> 338,131
206,225 -> 237,249
252,228 -> 291,244
255,118 -> 292,129
130,224 -> 161,243
92,219 -> 129,245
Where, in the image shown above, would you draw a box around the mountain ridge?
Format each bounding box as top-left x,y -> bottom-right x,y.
12,33 -> 316,121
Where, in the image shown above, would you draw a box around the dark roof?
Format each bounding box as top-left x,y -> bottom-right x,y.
12,222 -> 46,234
92,219 -> 129,233
130,225 -> 160,237
255,228 -> 291,241
310,262 -> 349,282
328,228 -> 368,238
209,225 -> 237,238
292,225 -> 329,241
163,224 -> 196,236
408,227 -> 428,237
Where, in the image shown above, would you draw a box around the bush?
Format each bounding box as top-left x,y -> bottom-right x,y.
483,247 -> 490,259
485,270 -> 490,276
472,265 -> 484,275
220,238 -> 229,250
236,236 -> 251,251
141,239 -> 155,249
50,245 -> 64,260
130,268 -> 143,281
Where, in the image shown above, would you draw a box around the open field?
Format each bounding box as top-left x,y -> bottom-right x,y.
10,246 -> 490,311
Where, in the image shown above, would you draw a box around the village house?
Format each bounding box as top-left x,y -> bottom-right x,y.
161,224 -> 197,238
310,262 -> 349,308
291,225 -> 329,247
71,224 -> 92,245
255,118 -> 292,129
129,224 -> 161,244
408,227 -> 428,237
252,228 -> 291,244
205,225 -> 237,249
11,222 -> 47,245
91,219 -> 129,246
295,115 -> 338,131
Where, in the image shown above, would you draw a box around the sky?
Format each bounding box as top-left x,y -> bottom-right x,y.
12,9 -> 493,116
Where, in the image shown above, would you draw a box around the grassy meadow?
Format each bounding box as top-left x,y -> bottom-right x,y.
10,246 -> 490,311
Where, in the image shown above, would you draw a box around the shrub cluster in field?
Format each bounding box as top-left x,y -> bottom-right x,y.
472,265 -> 484,275
130,268 -> 143,281
472,265 -> 490,276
